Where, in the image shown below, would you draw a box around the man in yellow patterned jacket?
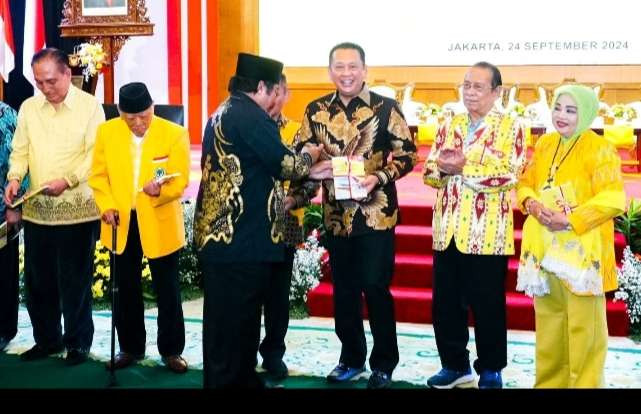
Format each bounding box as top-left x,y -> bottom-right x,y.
423,62 -> 527,389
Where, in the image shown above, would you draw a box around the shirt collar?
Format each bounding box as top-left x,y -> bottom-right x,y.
234,91 -> 272,117
38,84 -> 77,111
467,107 -> 502,128
330,83 -> 371,107
276,114 -> 289,129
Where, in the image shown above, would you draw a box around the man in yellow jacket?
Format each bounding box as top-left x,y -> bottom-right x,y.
423,62 -> 528,389
89,82 -> 190,374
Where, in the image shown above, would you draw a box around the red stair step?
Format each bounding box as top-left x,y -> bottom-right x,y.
394,223 -> 626,263
306,282 -> 630,336
395,225 -> 433,255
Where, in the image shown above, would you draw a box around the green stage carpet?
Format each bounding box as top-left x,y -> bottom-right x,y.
2,307 -> 641,388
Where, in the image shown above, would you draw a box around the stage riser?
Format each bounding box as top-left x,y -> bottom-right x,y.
309,201 -> 631,336
393,225 -> 627,265
307,282 -> 630,336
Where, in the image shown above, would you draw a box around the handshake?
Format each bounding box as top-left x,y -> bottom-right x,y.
297,144 -> 379,200
299,143 -> 334,181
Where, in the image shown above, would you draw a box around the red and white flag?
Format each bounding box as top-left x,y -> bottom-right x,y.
23,0 -> 45,87
0,0 -> 15,82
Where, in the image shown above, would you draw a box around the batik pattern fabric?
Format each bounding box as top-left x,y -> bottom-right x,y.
0,102 -> 28,223
294,87 -> 417,237
516,130 -> 625,296
423,109 -> 527,255
194,93 -> 312,263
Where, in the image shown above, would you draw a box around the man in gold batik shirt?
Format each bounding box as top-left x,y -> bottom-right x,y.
423,62 -> 527,389
3,48 -> 104,366
294,42 -> 417,390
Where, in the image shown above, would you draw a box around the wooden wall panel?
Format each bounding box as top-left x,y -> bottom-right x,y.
217,0 -> 259,109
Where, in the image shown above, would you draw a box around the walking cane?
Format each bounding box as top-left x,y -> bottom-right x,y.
108,211 -> 119,387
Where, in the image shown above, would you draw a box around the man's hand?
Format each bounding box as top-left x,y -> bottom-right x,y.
5,208 -> 22,232
309,160 -> 333,180
283,196 -> 297,211
301,143 -> 325,164
142,180 -> 161,197
101,209 -> 120,227
541,209 -> 570,232
436,148 -> 466,175
43,179 -> 69,197
3,180 -> 20,205
526,199 -> 544,221
356,175 -> 379,198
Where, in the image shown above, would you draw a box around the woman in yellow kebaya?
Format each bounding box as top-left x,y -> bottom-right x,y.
516,84 -> 626,388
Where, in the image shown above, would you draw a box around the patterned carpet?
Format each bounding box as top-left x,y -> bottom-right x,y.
4,305 -> 641,389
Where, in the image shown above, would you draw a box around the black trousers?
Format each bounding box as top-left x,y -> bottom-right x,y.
258,245 -> 295,365
24,220 -> 98,352
114,213 -> 185,357
0,233 -> 20,340
432,240 -> 508,373
201,257 -> 282,388
326,230 -> 399,376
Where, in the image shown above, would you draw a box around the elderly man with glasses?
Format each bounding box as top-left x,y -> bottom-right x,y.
423,62 -> 528,389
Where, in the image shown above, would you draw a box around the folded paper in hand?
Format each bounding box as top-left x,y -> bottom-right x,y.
9,185 -> 49,209
539,182 -> 577,216
155,172 -> 181,185
332,156 -> 367,200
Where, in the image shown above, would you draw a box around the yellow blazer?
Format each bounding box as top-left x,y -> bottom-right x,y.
89,115 -> 190,258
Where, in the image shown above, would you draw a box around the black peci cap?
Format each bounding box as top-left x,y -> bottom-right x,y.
118,82 -> 153,114
235,53 -> 283,84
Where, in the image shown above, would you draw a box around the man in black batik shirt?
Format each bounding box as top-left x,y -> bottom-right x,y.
293,42 -> 417,389
194,53 -> 325,388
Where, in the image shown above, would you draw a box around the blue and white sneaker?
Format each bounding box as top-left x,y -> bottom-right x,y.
478,370 -> 502,389
326,363 -> 367,382
426,367 -> 475,389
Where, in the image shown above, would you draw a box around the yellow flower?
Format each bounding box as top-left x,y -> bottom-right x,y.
142,266 -> 152,280
73,42 -> 107,80
92,279 -> 104,299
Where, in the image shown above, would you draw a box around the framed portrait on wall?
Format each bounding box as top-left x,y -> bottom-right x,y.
60,0 -> 153,37
81,0 -> 128,17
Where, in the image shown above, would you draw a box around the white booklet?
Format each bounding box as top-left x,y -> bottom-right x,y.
332,156 -> 368,200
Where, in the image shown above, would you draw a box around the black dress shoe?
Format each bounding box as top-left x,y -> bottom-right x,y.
20,343 -> 64,361
65,349 -> 89,366
367,371 -> 392,389
262,359 -> 288,380
105,352 -> 144,370
162,355 -> 188,374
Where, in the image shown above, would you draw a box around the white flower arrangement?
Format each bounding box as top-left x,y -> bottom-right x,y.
291,230 -> 326,305
614,247 -> 641,326
524,106 -> 539,122
609,103 -> 638,123
507,102 -> 526,118
70,42 -> 106,81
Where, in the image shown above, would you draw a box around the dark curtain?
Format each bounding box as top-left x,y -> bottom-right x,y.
4,0 -> 82,111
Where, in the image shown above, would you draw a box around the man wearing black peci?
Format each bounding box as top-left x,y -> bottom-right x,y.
194,53 -> 328,388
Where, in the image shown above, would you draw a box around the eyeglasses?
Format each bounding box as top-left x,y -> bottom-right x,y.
462,82 -> 493,93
